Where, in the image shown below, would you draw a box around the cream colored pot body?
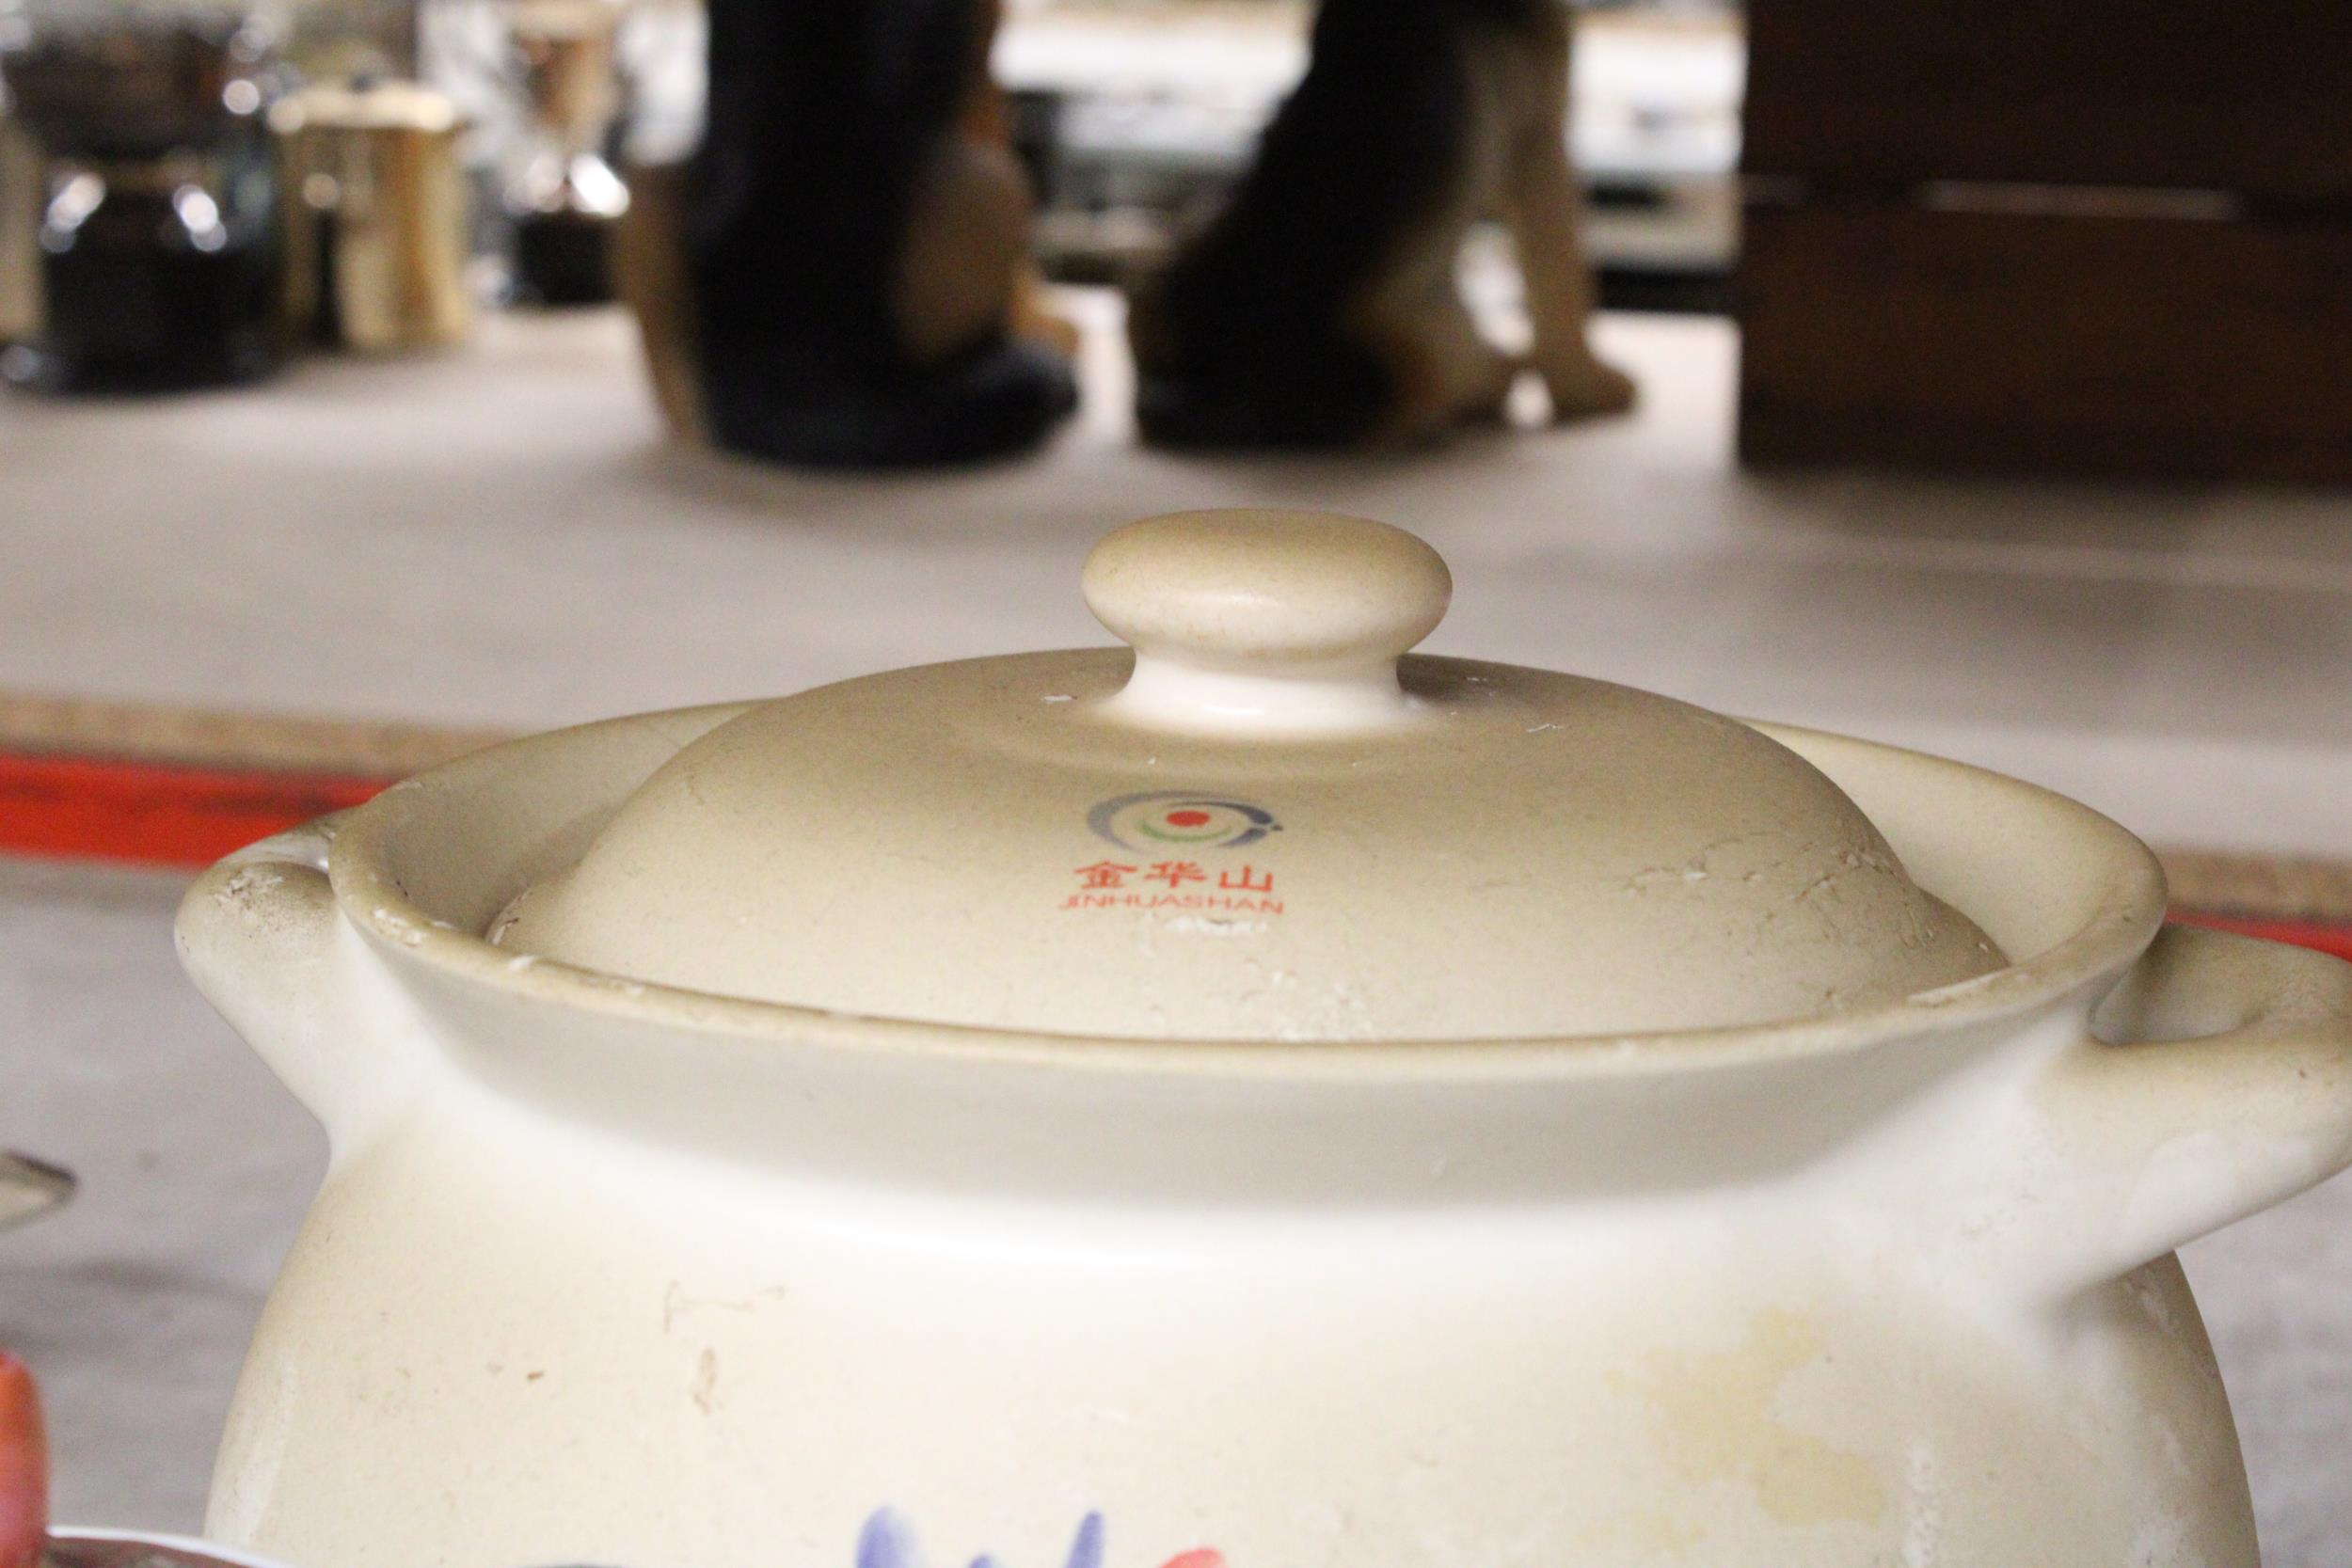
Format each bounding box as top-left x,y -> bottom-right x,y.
178,712 -> 2352,1568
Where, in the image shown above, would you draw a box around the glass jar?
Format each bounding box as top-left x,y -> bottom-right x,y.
0,0 -> 287,391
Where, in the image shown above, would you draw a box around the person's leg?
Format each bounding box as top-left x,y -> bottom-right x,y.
1503,6 -> 1636,420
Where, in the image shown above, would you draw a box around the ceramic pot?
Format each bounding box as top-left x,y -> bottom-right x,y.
178,511 -> 2352,1568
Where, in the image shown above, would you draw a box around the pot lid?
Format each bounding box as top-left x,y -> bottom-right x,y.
491,510 -> 2002,1040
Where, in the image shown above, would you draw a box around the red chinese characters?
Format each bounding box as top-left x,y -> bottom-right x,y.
1071,863 -> 1277,894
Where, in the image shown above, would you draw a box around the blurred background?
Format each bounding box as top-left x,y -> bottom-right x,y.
1,0 -> 2347,1560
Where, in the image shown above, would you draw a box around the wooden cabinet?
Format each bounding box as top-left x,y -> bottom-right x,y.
1737,0 -> 2352,482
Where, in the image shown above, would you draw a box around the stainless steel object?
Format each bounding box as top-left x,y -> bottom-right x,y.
44,1533 -> 290,1568
273,80 -> 471,351
0,1152 -> 72,1231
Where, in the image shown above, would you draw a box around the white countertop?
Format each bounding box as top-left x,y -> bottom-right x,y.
0,298 -> 2344,856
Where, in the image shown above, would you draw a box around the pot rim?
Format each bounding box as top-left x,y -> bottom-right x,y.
324,705 -> 2169,1082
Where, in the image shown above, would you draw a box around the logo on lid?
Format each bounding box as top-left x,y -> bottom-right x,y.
1088,792 -> 1280,851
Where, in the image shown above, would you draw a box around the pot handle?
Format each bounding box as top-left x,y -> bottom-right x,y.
175,815 -> 421,1152
2015,924 -> 2352,1300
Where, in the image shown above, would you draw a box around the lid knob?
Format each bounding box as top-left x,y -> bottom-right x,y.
1083,509 -> 1452,733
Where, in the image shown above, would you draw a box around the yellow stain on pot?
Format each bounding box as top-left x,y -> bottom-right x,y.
1616,1308 -> 1888,1528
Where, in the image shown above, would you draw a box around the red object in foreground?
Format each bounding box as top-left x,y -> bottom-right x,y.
0,1353 -> 47,1568
0,750 -> 391,869
2168,908 -> 2352,965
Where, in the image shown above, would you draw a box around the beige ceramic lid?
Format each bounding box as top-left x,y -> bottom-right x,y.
492,510 -> 2002,1039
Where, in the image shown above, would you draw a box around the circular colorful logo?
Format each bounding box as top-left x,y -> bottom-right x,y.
1089,792 -> 1280,850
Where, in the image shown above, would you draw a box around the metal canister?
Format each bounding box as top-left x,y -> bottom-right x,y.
273,79 -> 471,352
